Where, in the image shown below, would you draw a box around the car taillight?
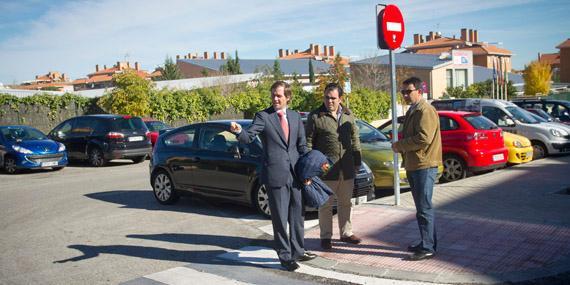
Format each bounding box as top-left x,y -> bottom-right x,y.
106,132 -> 125,139
145,131 -> 151,139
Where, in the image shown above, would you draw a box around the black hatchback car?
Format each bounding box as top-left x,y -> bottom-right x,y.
512,99 -> 570,124
48,115 -> 152,166
149,120 -> 374,218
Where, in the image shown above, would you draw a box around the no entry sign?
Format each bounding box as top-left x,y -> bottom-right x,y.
377,4 -> 405,50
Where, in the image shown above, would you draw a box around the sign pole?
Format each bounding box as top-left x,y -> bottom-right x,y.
389,49 -> 400,206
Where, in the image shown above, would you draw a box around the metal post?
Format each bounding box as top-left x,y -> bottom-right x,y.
389,50 -> 400,206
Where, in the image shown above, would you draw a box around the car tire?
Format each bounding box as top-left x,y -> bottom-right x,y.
441,154 -> 467,183
52,167 -> 64,171
132,155 -> 146,164
531,141 -> 547,160
253,183 -> 271,218
88,147 -> 107,167
3,156 -> 18,174
152,170 -> 179,205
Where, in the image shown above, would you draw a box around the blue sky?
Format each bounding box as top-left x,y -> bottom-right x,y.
0,0 -> 568,84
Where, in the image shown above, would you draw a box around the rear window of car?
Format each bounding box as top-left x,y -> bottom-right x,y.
464,115 -> 498,130
111,117 -> 147,131
145,121 -> 169,132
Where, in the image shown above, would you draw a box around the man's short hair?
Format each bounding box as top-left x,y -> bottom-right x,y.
271,80 -> 292,99
324,82 -> 344,97
402,77 -> 423,92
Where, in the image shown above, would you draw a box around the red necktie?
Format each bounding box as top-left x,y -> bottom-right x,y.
277,110 -> 289,143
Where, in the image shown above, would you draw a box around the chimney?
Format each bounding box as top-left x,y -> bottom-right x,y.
204,51 -> 209,59
278,49 -> 284,57
184,55 -> 188,59
176,55 -> 180,60
428,31 -> 435,41
461,28 -> 467,41
62,73 -> 67,81
294,49 -> 299,54
35,75 -> 39,79
95,64 -> 99,72
473,30 -> 479,42
104,65 -> 107,69
419,35 -> 424,43
116,61 -> 121,69
309,43 -> 314,55
468,29 -> 474,42
286,49 -> 290,56
221,52 -> 226,59
323,45 -> 329,56
413,34 -> 420,45
214,52 -> 219,59
188,53 -> 192,59
127,62 -> 130,69
314,44 -> 320,56
135,62 -> 140,71
329,46 -> 335,57
538,52 -> 542,61
435,32 -> 442,39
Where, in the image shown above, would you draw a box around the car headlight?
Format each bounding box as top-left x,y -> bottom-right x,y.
58,143 -> 66,152
361,162 -> 372,174
513,140 -> 523,148
382,161 -> 394,168
550,128 -> 569,137
12,145 -> 33,154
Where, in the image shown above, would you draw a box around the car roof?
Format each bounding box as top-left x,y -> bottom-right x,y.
512,98 -> 569,104
437,110 -> 478,116
77,114 -> 141,119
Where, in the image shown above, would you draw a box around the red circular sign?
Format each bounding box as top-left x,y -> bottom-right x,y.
377,4 -> 405,50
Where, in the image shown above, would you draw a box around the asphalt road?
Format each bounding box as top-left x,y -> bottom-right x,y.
0,160 -> 272,285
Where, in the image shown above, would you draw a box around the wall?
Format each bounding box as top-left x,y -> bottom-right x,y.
560,48 -> 570,83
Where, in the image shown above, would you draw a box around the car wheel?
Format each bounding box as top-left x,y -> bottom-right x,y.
132,155 -> 146,164
52,167 -> 64,171
441,154 -> 467,183
89,148 -> 107,167
253,183 -> 271,218
152,170 -> 179,205
4,156 -> 18,174
531,141 -> 547,160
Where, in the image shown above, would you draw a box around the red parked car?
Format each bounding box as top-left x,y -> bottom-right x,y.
142,118 -> 171,147
378,111 -> 508,183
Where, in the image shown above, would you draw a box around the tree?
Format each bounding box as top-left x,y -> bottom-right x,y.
523,60 -> 552,95
219,50 -> 242,75
329,53 -> 349,88
308,60 -> 315,84
156,56 -> 182,81
98,70 -> 152,116
272,60 -> 284,80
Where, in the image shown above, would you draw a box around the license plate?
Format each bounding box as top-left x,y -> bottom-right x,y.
128,136 -> 144,142
42,161 -> 58,167
493,153 -> 504,162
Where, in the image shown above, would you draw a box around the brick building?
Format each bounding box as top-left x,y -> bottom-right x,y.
12,71 -> 73,91
72,61 -> 155,91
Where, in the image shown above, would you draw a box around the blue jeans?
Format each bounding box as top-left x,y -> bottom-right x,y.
407,167 -> 438,252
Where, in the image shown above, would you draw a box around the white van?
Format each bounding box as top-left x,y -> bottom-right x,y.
431,99 -> 570,159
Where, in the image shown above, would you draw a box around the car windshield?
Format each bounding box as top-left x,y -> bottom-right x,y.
505,106 -> 540,124
526,111 -> 548,123
112,117 -> 147,131
528,109 -> 553,121
1,127 -> 47,141
356,120 -> 388,142
463,115 -> 498,130
145,121 -> 169,132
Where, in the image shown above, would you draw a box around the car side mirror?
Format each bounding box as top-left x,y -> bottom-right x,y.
56,131 -> 66,138
505,118 -> 515,127
231,145 -> 241,159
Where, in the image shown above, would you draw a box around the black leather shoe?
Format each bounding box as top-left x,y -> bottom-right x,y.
409,250 -> 435,261
321,239 -> 332,250
297,252 -> 317,262
280,260 -> 300,271
407,243 -> 421,252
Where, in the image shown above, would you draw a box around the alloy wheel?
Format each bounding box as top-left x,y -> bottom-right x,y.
256,184 -> 271,217
4,157 -> 17,174
154,173 -> 172,202
89,148 -> 105,167
443,157 -> 465,182
532,143 -> 546,159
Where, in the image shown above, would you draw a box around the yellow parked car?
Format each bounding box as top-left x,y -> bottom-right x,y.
356,120 -> 442,189
503,132 -> 533,164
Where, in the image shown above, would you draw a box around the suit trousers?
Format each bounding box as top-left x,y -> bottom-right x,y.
267,173 -> 305,262
319,172 -> 354,239
407,167 -> 438,252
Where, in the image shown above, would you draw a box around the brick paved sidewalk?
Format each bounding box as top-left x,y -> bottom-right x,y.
304,205 -> 570,284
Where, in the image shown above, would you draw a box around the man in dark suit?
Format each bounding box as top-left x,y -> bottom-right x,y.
230,81 -> 316,271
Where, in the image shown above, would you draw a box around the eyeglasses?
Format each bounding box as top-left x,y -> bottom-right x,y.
400,89 -> 417,95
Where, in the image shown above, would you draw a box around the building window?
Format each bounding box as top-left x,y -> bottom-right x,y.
446,69 -> 453,88
455,69 -> 467,89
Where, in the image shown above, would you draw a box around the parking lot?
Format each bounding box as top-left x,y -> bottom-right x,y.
2,156 -> 570,285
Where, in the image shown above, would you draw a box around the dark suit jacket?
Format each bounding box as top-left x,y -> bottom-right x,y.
238,107 -> 308,188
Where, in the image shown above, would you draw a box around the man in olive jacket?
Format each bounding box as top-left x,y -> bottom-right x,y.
306,83 -> 362,250
392,77 -> 442,261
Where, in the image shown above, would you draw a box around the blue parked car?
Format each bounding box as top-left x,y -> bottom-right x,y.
0,126 -> 68,174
